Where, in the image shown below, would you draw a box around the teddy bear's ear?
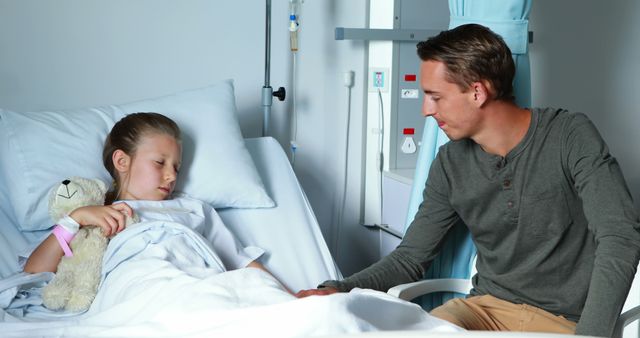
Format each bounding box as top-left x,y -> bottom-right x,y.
48,179 -> 68,222
92,178 -> 108,195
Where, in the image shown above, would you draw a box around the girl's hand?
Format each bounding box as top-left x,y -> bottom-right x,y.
69,202 -> 134,237
294,287 -> 339,298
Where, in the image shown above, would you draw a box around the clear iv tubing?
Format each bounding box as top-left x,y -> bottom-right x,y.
290,53 -> 298,167
289,0 -> 300,166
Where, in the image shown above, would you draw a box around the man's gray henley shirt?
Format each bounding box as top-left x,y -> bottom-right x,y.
321,108 -> 640,337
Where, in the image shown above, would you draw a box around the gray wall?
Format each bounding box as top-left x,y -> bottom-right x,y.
529,1 -> 640,211
0,0 -> 377,277
0,0 -> 268,133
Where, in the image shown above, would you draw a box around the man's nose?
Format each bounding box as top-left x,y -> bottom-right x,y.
423,98 -> 435,117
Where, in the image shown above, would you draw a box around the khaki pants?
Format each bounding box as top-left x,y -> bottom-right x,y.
430,295 -> 577,334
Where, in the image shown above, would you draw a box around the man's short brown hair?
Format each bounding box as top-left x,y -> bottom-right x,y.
417,24 -> 515,102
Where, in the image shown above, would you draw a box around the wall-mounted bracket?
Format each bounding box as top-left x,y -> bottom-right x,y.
336,27 -> 533,43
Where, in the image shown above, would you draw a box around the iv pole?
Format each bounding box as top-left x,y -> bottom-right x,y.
262,0 -> 286,136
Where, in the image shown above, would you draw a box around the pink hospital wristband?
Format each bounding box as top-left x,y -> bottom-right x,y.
52,225 -> 75,257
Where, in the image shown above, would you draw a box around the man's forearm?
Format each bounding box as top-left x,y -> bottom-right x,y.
320,250 -> 426,292
576,240 -> 640,337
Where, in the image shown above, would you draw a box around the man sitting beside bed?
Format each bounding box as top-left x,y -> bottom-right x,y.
297,24 -> 640,337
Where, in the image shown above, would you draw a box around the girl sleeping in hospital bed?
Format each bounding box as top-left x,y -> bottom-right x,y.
5,112 -> 461,336
24,112 -> 287,288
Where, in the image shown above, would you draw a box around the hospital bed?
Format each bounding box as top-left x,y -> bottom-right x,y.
0,80 -> 464,337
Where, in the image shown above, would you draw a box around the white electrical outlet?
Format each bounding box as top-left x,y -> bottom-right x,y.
368,67 -> 390,93
401,137 -> 417,154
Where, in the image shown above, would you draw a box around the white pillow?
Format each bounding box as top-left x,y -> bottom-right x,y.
0,107 -> 118,231
0,80 -> 274,232
112,80 -> 274,210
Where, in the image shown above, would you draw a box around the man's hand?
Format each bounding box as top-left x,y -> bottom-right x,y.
295,287 -> 339,298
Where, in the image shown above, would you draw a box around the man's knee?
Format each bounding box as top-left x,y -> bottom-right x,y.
430,296 -> 504,330
430,298 -> 472,328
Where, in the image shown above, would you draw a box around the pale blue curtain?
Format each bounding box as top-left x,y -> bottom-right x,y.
404,0 -> 532,310
449,0 -> 532,108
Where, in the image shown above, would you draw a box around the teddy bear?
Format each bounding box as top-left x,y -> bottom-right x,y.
41,176 -> 137,312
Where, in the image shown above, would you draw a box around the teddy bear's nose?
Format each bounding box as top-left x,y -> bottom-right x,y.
62,179 -> 71,185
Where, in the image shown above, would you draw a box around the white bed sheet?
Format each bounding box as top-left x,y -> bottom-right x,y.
0,217 -> 461,336
2,193 -> 461,337
220,137 -> 342,292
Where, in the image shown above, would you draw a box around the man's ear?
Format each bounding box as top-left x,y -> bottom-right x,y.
470,80 -> 492,107
112,150 -> 130,173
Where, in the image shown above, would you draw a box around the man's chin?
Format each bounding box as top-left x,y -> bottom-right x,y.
441,130 -> 457,140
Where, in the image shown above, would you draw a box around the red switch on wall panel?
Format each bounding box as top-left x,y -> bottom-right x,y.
403,128 -> 415,135
404,74 -> 417,82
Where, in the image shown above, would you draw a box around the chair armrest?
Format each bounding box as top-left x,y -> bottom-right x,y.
612,306 -> 640,338
387,278 -> 473,301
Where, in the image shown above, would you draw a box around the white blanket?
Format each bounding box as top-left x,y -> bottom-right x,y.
0,221 -> 462,337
